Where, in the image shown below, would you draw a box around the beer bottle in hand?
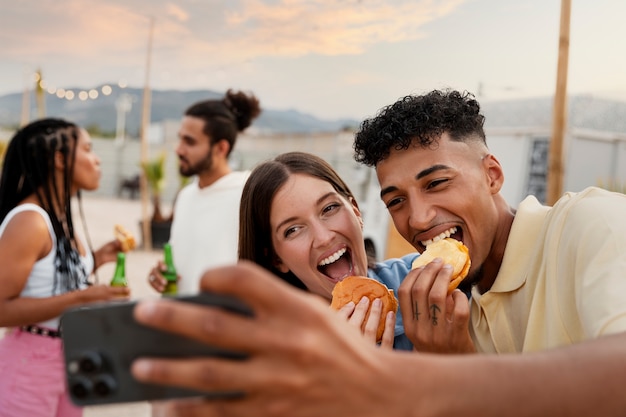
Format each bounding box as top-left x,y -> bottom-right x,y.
162,243 -> 178,296
110,252 -> 127,287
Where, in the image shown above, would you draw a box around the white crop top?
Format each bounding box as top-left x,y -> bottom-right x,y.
0,204 -> 93,329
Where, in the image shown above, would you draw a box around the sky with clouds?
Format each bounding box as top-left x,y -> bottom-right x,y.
1,0 -> 625,120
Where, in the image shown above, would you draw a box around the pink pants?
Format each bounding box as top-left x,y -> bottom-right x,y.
0,328 -> 82,417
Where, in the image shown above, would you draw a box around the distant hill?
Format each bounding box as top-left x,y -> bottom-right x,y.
1,86 -> 626,136
481,95 -> 626,133
0,85 -> 359,135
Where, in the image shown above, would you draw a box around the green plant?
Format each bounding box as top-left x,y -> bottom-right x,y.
141,152 -> 167,222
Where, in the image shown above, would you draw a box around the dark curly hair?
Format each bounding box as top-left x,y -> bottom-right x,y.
353,89 -> 486,166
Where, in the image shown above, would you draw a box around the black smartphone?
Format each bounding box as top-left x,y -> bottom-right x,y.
60,293 -> 252,406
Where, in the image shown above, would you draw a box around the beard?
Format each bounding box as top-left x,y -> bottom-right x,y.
179,146 -> 213,177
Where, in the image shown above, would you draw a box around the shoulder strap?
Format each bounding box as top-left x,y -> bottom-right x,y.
0,204 -> 56,244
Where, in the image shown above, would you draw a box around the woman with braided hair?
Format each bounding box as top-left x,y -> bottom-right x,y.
0,118 -> 130,417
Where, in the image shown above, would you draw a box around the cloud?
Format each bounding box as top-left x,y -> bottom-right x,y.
0,0 -> 466,63
0,1 -> 148,61
0,0 -> 467,96
145,0 -> 468,77
166,2 -> 190,22
220,0 -> 465,57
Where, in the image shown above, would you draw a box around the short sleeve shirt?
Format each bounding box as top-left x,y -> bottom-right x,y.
470,187 -> 626,353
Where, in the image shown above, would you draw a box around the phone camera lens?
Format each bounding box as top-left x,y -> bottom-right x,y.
93,374 -> 117,397
69,376 -> 93,399
79,351 -> 103,373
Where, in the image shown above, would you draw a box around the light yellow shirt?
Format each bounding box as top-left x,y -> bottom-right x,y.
470,187 -> 626,353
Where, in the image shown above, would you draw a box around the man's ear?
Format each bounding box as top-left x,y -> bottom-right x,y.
214,139 -> 231,158
483,154 -> 504,194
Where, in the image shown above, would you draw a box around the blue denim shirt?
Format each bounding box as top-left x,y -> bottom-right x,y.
368,252 -> 420,351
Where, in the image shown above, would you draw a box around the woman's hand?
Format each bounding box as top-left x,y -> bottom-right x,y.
79,284 -> 131,303
336,297 -> 395,349
93,239 -> 124,269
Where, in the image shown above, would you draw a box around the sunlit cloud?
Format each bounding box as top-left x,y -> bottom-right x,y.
143,0 -> 467,82
0,0 -> 465,64
9,0 -> 624,121
0,1 -> 147,60
166,3 -> 190,22
222,0 -> 464,57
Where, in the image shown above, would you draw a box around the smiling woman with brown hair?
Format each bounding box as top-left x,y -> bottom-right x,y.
239,151 -> 418,350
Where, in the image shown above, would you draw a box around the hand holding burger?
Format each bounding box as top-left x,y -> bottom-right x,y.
330,276 -> 398,343
411,238 -> 470,294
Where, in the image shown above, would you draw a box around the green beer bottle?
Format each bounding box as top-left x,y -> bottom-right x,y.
162,243 -> 178,296
110,252 -> 127,287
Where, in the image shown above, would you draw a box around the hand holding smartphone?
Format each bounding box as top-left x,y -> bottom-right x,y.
61,293 -> 252,406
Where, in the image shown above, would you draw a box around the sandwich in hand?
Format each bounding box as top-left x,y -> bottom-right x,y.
114,224 -> 136,252
330,276 -> 398,343
411,238 -> 470,294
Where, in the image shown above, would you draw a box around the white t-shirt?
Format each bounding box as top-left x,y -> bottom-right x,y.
169,171 -> 249,295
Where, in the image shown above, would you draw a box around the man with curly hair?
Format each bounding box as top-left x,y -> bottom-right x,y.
353,88 -> 626,351
124,90 -> 626,417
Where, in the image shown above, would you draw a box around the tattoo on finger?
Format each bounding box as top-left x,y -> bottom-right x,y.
412,301 -> 420,321
430,304 -> 441,326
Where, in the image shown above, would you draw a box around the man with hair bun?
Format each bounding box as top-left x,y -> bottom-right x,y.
147,89 -> 261,295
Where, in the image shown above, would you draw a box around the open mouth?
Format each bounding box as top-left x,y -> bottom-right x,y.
318,247 -> 354,283
419,227 -> 463,251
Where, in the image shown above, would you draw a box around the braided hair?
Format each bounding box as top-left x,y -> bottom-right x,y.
0,118 -> 88,294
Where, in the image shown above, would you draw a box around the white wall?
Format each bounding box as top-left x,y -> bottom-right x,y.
485,127 -> 626,205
